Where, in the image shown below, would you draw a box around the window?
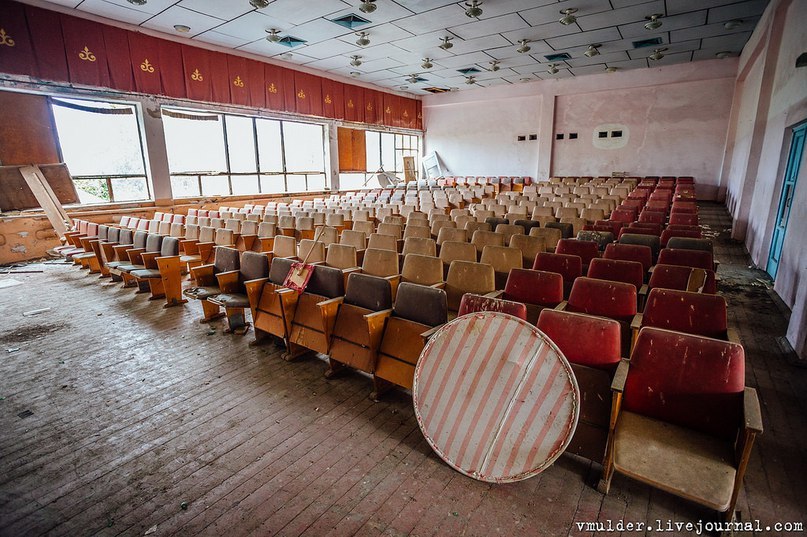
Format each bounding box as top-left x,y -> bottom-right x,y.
339,130 -> 420,190
163,107 -> 327,198
50,98 -> 149,203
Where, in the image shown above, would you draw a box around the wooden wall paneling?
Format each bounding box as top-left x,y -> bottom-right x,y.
338,127 -> 366,172
0,91 -> 61,166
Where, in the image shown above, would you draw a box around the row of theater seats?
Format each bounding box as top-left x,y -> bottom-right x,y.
53,176 -> 761,523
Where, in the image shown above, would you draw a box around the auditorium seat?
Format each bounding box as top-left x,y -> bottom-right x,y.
647,264 -> 717,294
250,257 -> 297,345
508,234 -> 546,268
556,239 -> 599,272
457,293 -> 527,320
657,248 -> 714,271
479,245 -> 523,289
532,252 -> 582,298
401,254 -> 444,287
445,260 -> 496,318
183,246 -> 241,323
499,268 -> 563,324
207,251 -> 270,334
284,265 -> 346,360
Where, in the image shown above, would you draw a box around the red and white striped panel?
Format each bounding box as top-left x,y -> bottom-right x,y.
413,312 -> 579,483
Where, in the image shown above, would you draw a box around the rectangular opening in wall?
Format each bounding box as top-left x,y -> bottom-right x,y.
569,133 -> 578,139
555,133 -> 564,140
517,135 -> 526,141
598,131 -> 608,138
611,130 -> 623,138
529,134 -> 537,141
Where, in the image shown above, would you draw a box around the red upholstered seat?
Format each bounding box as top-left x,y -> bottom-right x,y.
610,208 -> 636,223
625,327 -> 745,440
594,220 -> 622,236
638,211 -> 665,225
619,225 -> 660,238
566,277 -> 637,324
458,293 -> 527,320
503,268 -> 563,308
668,213 -> 699,226
587,258 -> 644,291
537,309 -> 621,371
603,243 -> 653,273
556,239 -> 599,268
648,263 -> 717,293
657,248 -> 713,270
532,252 -> 582,296
640,288 -> 728,339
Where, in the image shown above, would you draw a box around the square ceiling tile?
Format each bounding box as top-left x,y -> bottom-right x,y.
393,4 -> 471,35
546,27 -> 622,50
178,0 -> 253,21
648,50 -> 694,66
485,42 -> 554,60
297,38 -> 360,59
620,10 -> 708,39
444,34 -> 514,55
577,0 -> 664,31
94,0 -> 178,16
436,51 -> 496,69
627,38 -> 699,59
286,17 -> 353,45
141,5 -> 227,36
257,0 -> 351,25
326,1 -> 416,26
448,14 -> 530,41
477,0 -> 556,18
702,31 -> 753,50
358,56 -> 405,72
708,0 -> 768,23
41,0 -> 83,7
520,0 -> 612,27
334,22 -> 415,48
213,11 -> 288,41
566,50 -> 632,67
193,30 -> 256,48
671,19 -> 758,42
76,0 -> 153,25
570,64 -> 612,76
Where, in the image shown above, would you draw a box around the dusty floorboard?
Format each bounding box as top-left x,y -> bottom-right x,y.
0,203 -> 805,536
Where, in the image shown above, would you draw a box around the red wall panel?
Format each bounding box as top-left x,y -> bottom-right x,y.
102,25 -> 134,92
321,78 -> 344,120
0,1 -> 36,77
294,71 -> 322,117
343,84 -> 365,123
25,6 -> 69,82
61,14 -> 110,88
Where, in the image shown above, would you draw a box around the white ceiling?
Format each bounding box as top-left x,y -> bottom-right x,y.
41,0 -> 768,95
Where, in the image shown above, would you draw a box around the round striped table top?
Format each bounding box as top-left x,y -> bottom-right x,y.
413,312 -> 580,483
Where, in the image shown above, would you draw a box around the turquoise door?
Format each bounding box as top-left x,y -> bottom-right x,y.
767,123 -> 807,278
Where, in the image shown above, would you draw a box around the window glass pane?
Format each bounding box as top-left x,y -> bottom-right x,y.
226,115 -> 257,173
256,119 -> 283,172
365,131 -> 380,172
51,100 -> 145,177
338,173 -> 366,190
260,174 -> 286,194
285,174 -> 307,193
307,174 -> 326,192
112,178 -> 149,201
284,121 -> 324,172
201,175 -> 230,196
231,175 -> 259,195
74,179 -> 110,203
163,110 -> 227,173
381,133 -> 396,171
171,176 -> 200,198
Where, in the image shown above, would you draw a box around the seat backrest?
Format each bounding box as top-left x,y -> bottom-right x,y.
666,237 -> 713,253
436,227 -> 467,246
362,248 -> 399,277
404,224 -> 431,239
107,227 -> 121,243
170,223 -> 184,238
642,288 -> 727,338
213,246 -> 240,273
158,221 -> 171,235
439,240 -> 477,266
471,230 -> 505,253
296,216 -> 314,231
393,282 -> 448,327
278,215 -> 295,229
625,327 -> 745,440
619,233 -> 660,257
587,258 -> 644,291
215,228 -> 235,246
457,293 -> 527,320
258,222 -> 277,237
556,239 -> 599,266
225,219 -> 241,232
345,272 -> 392,311
402,237 -> 437,257
430,219 -> 456,236
133,230 -> 148,249
118,229 -> 133,245
340,229 -> 367,250
377,222 -> 403,239
532,252 -> 582,284
160,236 -> 180,257
503,268 -> 563,307
545,221 -> 573,239
325,213 -> 344,227
198,226 -> 215,243
528,227 -> 562,250
306,265 -> 346,298
647,263 -> 717,294
508,234 -> 545,265
479,245 -> 522,274
325,244 -> 358,269
367,233 -> 397,251
567,277 -> 637,322
603,243 -> 653,273
445,260 -> 496,312
240,220 -> 258,236
401,254 -> 443,286
269,256 -> 295,285
297,239 -> 326,264
240,251 -> 270,281
145,233 -> 163,253
537,309 -> 621,370
353,220 -> 375,236
272,235 -> 297,258
657,248 -> 713,270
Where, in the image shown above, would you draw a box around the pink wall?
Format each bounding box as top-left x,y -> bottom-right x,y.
552,79 -> 734,200
721,0 -> 807,358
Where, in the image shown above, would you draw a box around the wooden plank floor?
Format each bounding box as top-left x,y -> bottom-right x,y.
1,203 -> 805,536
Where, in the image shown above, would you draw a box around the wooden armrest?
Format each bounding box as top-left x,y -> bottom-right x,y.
112,244 -> 134,259
180,239 -> 199,254
364,308 -> 393,321
244,277 -> 270,310
127,248 -> 146,264
383,275 -> 400,284
429,282 -> 446,290
190,263 -> 216,285
743,387 -> 763,434
366,308 -> 393,350
611,359 -> 630,393
726,327 -> 741,345
630,313 -> 643,331
141,251 -> 161,268
420,325 -> 442,341
638,284 -> 648,297
341,267 -> 361,275
555,301 -> 568,311
647,264 -> 656,274
317,296 -> 345,307
485,290 -> 504,298
215,270 -> 241,293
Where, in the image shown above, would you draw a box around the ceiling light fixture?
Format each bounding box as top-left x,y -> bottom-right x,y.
465,75 -> 476,84
359,0 -> 377,14
350,71 -> 361,77
605,66 -> 618,73
439,36 -> 454,50
724,19 -> 743,29
517,39 -> 531,53
406,74 -> 422,84
356,31 -> 370,46
489,60 -> 500,71
350,55 -> 362,67
465,0 -> 483,18
584,44 -> 601,58
715,51 -> 732,59
559,8 -> 578,25
249,0 -> 270,8
265,28 -> 281,42
519,77 -> 532,82
173,24 -> 191,33
644,14 -> 663,30
421,58 -> 433,69
547,63 -> 559,75
400,85 -> 409,90
649,47 -> 667,61
127,0 -> 147,5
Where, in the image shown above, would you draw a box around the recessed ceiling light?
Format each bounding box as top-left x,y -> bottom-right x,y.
547,63 -> 559,75
350,55 -> 362,67
421,58 -> 433,69
265,28 -> 281,42
127,0 -> 147,4
465,0 -> 482,18
649,47 -> 667,61
359,0 -> 377,14
644,14 -> 663,30
715,51 -> 732,59
173,24 -> 190,33
489,60 -> 500,72
605,66 -> 618,73
517,39 -> 530,53
724,19 -> 743,29
249,0 -> 270,8
350,71 -> 361,77
280,52 -> 293,59
439,36 -> 454,50
559,8 -> 578,25
356,31 -> 370,46
465,75 -> 476,84
584,44 -> 601,58
519,77 -> 532,83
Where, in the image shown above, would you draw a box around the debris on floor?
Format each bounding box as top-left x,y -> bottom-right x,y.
0,279 -> 23,290
22,308 -> 51,317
